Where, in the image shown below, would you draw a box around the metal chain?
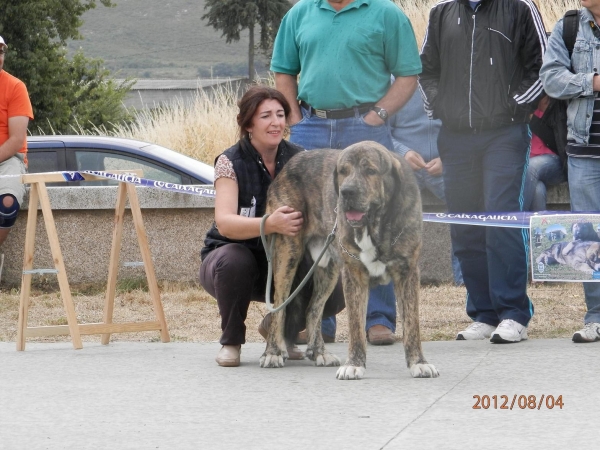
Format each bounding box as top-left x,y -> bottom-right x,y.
338,226 -> 404,260
338,238 -> 360,261
391,228 -> 404,246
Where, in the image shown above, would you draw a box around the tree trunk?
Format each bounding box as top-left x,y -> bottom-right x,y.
248,23 -> 255,82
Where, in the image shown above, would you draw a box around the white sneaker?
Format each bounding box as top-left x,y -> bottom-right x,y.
456,322 -> 496,340
490,319 -> 528,343
572,323 -> 600,343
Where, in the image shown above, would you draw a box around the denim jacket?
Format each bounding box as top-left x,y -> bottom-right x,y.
389,90 -> 441,163
540,8 -> 599,144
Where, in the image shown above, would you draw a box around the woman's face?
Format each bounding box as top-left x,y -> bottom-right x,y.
246,99 -> 287,152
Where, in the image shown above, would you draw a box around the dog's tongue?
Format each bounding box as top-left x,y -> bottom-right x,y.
346,210 -> 365,221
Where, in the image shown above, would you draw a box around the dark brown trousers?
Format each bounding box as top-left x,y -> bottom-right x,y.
199,243 -> 345,345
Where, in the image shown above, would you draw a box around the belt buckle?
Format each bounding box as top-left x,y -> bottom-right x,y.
314,109 -> 328,119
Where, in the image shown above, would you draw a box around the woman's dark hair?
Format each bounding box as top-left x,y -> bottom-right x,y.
237,85 -> 291,140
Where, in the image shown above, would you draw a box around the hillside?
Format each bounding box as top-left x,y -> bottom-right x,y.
67,0 -> 288,79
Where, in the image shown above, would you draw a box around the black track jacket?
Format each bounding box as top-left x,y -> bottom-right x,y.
419,0 -> 547,132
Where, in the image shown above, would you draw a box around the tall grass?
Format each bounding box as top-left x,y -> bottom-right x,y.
88,0 -> 582,165
89,81 -> 240,165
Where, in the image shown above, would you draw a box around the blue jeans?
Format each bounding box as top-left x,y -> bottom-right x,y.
290,105 -> 397,334
290,105 -> 393,151
524,153 -> 566,211
413,169 -> 464,285
438,124 -> 533,327
567,157 -> 600,324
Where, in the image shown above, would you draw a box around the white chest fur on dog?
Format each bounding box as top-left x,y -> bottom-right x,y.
309,239 -> 332,268
355,231 -> 387,278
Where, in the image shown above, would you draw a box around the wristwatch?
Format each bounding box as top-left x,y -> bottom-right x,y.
372,106 -> 389,122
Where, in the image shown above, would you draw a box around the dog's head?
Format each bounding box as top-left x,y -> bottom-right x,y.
586,242 -> 600,271
333,141 -> 403,228
572,221 -> 598,241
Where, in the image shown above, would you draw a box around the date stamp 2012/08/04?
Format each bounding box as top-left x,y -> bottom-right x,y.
473,395 -> 564,410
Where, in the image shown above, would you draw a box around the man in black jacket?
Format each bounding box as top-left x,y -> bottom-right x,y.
419,0 -> 547,343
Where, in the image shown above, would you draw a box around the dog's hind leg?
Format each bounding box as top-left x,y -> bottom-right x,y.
336,265 -> 369,380
259,233 -> 303,369
304,263 -> 341,367
395,267 -> 439,378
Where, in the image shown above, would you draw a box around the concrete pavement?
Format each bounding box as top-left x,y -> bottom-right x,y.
0,338 -> 598,449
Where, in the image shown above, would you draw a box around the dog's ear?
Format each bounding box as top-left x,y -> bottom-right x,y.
333,164 -> 339,195
389,153 -> 404,193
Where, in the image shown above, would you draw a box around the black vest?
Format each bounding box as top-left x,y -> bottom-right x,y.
200,137 -> 303,260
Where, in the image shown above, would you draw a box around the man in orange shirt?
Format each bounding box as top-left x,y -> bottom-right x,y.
0,36 -> 33,248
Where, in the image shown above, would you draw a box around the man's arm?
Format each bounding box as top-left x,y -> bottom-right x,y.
418,15 -> 442,116
363,75 -> 417,126
274,73 -> 303,126
540,19 -> 596,99
511,3 -> 547,109
0,116 -> 29,163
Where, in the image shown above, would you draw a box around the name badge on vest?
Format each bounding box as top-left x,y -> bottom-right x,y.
240,196 -> 257,218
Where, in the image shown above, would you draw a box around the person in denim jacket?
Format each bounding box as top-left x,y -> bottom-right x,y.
540,1 -> 600,343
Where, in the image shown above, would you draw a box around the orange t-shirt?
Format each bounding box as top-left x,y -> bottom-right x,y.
0,70 -> 34,156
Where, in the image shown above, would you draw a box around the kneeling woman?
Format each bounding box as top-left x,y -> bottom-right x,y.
199,86 -> 344,367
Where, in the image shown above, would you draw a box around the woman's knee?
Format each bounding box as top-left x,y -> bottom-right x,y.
214,245 -> 258,275
200,244 -> 259,292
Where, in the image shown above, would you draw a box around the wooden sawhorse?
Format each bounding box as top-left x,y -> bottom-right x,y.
16,171 -> 170,350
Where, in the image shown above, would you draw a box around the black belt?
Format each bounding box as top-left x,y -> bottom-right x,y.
300,101 -> 375,119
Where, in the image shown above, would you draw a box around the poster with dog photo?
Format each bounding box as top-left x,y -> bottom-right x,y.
530,214 -> 600,282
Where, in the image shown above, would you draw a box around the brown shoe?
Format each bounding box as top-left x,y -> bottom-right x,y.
295,329 -> 335,344
258,314 -> 271,340
215,345 -> 241,367
287,344 -> 305,360
367,325 -> 395,346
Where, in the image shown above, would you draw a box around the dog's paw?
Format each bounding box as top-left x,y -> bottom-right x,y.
410,363 -> 439,378
315,352 -> 341,367
336,364 -> 365,380
259,352 -> 286,368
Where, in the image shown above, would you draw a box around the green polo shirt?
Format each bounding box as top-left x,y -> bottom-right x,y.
270,0 -> 421,110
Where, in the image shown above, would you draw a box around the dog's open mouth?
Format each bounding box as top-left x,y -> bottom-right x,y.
345,210 -> 366,225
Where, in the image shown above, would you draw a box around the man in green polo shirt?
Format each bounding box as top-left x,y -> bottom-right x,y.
270,0 -> 421,345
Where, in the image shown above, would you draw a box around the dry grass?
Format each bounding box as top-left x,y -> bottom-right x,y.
74,81 -> 241,167
0,281 -> 587,345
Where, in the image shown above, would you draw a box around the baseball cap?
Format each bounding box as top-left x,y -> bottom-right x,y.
0,36 -> 7,49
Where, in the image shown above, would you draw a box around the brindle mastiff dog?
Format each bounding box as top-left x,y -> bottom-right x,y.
536,240 -> 600,274
259,141 -> 439,380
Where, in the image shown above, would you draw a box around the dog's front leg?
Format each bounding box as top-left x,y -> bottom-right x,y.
396,268 -> 439,378
336,266 -> 368,380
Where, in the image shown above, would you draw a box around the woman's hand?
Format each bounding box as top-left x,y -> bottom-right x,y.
267,206 -> 303,236
404,150 -> 427,171
424,157 -> 443,176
